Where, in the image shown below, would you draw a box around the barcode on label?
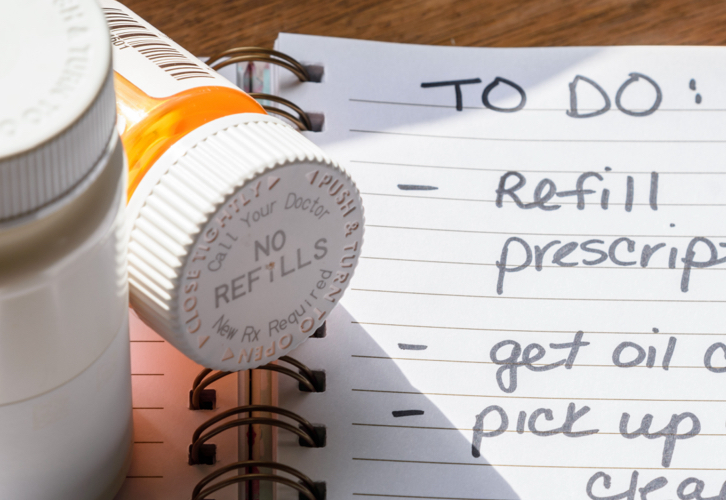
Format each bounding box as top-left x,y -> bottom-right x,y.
103,7 -> 213,82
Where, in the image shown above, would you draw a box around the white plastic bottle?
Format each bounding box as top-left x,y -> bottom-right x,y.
0,1 -> 132,498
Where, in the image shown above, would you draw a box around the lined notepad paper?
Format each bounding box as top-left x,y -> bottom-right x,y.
273,36 -> 726,500
114,311 -> 244,500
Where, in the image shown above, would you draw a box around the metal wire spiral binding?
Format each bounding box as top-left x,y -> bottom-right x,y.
250,92 -> 313,131
191,460 -> 323,500
190,355 -> 323,409
188,354 -> 327,496
205,46 -> 315,130
189,404 -> 324,465
206,47 -> 311,81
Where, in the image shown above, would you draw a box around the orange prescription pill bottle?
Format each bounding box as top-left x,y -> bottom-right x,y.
100,1 -> 364,372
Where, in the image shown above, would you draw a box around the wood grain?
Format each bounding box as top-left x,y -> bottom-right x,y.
120,0 -> 726,56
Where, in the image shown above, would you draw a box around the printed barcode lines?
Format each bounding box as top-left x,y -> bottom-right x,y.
103,8 -> 212,81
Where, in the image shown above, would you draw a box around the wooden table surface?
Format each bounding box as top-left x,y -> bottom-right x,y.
123,0 -> 726,57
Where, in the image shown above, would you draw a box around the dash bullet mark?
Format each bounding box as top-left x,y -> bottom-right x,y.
397,184 -> 438,191
398,343 -> 428,350
392,410 -> 425,418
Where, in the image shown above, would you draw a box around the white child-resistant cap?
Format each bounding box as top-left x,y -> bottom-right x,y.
0,0 -> 116,222
127,114 -> 364,371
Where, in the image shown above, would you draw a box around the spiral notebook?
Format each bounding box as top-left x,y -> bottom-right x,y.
116,36 -> 726,500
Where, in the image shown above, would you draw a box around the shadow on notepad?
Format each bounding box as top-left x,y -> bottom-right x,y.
275,305 -> 520,500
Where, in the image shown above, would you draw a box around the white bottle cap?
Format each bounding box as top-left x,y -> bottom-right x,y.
0,0 -> 116,222
127,114 -> 364,371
